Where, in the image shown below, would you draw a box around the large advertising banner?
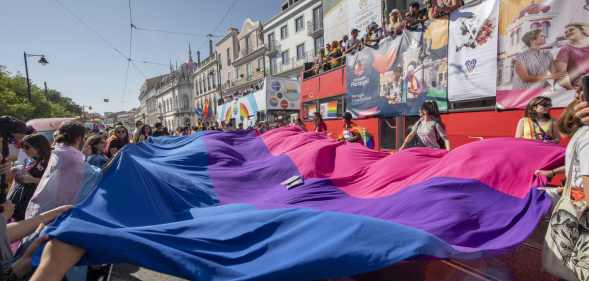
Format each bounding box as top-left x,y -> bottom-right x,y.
448,0 -> 500,101
496,0 -> 589,109
346,32 -> 429,118
323,0 -> 382,44
266,77 -> 301,110
346,20 -> 450,118
423,17 -> 450,111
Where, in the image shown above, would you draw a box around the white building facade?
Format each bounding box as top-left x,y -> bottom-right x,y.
264,0 -> 324,79
138,49 -> 197,129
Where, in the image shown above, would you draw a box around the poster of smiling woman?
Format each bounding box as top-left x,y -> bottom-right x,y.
496,0 -> 589,109
448,0 -> 500,101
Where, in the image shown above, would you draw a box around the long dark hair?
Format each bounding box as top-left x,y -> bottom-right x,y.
21,134 -> 51,163
133,124 -> 152,143
421,101 -> 445,129
54,121 -> 86,146
525,96 -> 552,121
84,135 -> 104,155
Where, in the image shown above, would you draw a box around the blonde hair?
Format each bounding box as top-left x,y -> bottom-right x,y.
558,99 -> 583,137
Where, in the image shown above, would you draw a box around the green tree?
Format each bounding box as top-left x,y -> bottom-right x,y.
0,65 -> 82,121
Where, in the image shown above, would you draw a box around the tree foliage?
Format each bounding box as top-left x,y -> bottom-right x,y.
0,65 -> 82,121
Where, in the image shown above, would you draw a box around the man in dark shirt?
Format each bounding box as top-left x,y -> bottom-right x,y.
405,2 -> 428,31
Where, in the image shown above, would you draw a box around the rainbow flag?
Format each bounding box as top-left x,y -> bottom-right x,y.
325,101 -> 338,119
44,127 -> 562,280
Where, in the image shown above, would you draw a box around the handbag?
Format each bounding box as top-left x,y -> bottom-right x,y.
543,130 -> 589,281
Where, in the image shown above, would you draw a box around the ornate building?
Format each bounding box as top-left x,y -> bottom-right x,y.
221,18 -> 267,100
193,40 -> 220,125
137,46 -> 197,129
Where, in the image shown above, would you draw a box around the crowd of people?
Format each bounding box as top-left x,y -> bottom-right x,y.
304,1 -> 463,78
0,80 -> 587,280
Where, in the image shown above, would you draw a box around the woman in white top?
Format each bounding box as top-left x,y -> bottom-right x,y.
400,101 -> 451,151
557,88 -> 589,200
25,121 -> 86,219
512,30 -> 556,89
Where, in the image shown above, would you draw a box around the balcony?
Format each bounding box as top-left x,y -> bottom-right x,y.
234,45 -> 266,65
266,41 -> 281,55
271,52 -> 315,76
230,71 -> 265,88
306,20 -> 323,38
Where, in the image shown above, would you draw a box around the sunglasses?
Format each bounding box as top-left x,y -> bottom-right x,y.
116,130 -> 126,134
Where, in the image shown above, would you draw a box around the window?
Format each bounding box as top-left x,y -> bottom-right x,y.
257,58 -> 264,72
267,33 -> 275,49
280,25 -> 288,40
212,72 -> 216,88
312,6 -> 323,31
448,97 -> 496,112
226,48 -> 231,65
183,96 -> 189,110
281,50 -> 290,65
303,96 -> 344,120
245,34 -> 251,55
314,36 -> 324,56
296,44 -> 305,61
270,57 -> 278,74
247,63 -> 253,80
295,16 -> 304,32
236,66 -> 241,80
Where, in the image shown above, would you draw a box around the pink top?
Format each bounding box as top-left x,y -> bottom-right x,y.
25,143 -> 85,218
555,44 -> 589,87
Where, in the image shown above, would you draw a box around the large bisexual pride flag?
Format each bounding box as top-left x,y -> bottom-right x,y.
45,127 -> 564,281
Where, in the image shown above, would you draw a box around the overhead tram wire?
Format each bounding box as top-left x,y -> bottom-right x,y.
53,0 -> 146,110
53,0 -> 129,61
130,61 -> 148,79
123,0 -> 135,108
128,0 -> 134,59
198,0 -> 241,53
132,59 -> 169,67
132,26 -> 222,38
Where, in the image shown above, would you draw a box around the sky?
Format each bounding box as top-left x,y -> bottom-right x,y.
0,0 -> 278,114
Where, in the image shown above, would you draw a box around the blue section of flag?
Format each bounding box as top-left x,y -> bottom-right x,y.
42,132 -> 465,281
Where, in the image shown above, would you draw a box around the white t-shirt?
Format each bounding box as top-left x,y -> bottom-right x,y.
565,126 -> 589,188
412,120 -> 447,149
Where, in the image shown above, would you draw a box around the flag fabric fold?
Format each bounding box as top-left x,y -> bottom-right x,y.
44,127 -> 563,281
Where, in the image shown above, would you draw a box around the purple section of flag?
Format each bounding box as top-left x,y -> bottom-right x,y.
203,130 -> 552,254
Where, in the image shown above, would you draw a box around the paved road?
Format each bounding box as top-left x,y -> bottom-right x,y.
109,264 -> 186,281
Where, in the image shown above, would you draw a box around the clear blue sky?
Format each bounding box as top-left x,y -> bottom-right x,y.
0,0 -> 278,114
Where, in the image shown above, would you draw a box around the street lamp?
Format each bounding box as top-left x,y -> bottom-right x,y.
23,52 -> 49,102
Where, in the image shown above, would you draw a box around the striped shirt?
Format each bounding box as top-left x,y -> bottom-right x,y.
512,49 -> 553,89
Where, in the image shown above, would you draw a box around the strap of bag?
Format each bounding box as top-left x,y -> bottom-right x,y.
558,129 -> 589,207
532,119 -> 551,141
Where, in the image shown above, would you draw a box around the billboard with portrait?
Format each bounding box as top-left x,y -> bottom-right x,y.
496,0 -> 589,109
346,20 -> 449,118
